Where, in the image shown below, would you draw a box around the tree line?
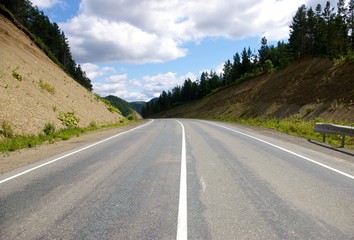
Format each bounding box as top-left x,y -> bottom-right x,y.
290,0 -> 354,58
142,0 -> 354,117
0,0 -> 93,90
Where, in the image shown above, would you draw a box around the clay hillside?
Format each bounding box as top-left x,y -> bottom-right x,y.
156,57 -> 354,122
0,14 -> 123,137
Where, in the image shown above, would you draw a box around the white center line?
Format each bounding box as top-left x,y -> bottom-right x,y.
176,120 -> 188,240
0,120 -> 154,185
205,121 -> 354,180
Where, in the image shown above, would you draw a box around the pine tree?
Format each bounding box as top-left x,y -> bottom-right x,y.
289,4 -> 308,58
232,53 -> 241,81
314,3 -> 327,56
258,36 -> 269,66
222,60 -> 233,86
306,7 -> 316,55
347,0 -> 354,51
333,0 -> 348,57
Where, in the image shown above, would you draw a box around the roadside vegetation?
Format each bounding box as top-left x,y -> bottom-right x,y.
0,118 -> 139,153
219,117 -> 354,149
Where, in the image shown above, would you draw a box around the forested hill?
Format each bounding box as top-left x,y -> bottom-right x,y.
0,1 -> 92,90
143,0 -> 354,118
104,95 -> 135,117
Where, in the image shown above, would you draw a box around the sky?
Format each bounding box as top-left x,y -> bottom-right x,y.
30,0 -> 339,102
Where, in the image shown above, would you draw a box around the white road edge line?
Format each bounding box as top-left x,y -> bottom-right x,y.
176,120 -> 188,240
0,120 -> 154,185
205,121 -> 354,180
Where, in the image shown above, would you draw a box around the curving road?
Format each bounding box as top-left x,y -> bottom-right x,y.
1,119 -> 354,239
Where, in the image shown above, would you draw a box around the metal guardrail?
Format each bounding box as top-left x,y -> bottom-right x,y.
314,123 -> 354,147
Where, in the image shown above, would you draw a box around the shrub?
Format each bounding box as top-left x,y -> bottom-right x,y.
0,121 -> 14,138
43,123 -> 55,135
89,121 -> 97,128
127,114 -> 137,121
346,51 -> 354,63
58,112 -> 79,127
39,79 -> 55,94
305,105 -> 315,114
264,59 -> 275,73
12,67 -> 22,81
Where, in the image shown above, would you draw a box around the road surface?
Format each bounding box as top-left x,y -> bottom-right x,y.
1,119 -> 354,239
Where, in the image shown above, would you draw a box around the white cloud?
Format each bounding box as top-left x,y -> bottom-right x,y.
81,63 -> 116,79
60,0 -> 339,64
215,63 -> 224,75
92,71 -> 197,102
60,14 -> 187,64
30,0 -> 62,8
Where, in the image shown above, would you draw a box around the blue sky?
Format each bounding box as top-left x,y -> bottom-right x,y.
30,0 -> 339,102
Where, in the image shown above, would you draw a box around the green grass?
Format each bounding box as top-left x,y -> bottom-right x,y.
0,118 -> 139,152
219,116 -> 354,149
12,67 -> 22,81
39,79 -> 55,94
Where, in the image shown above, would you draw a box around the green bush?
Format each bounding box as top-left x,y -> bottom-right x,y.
347,51 -> 354,63
1,121 -> 14,138
264,59 -> 275,73
39,80 -> 55,94
127,114 -> 137,121
58,112 -> 79,127
43,123 -> 55,135
12,67 -> 22,81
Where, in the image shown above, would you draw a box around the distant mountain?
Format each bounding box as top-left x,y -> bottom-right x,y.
130,101 -> 146,114
104,95 -> 135,117
130,98 -> 159,115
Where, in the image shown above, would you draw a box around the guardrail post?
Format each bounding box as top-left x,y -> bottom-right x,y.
314,122 -> 354,148
341,135 -> 345,148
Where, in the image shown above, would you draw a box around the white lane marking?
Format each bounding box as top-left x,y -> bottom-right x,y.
200,176 -> 206,192
0,120 -> 154,185
176,120 -> 187,240
205,121 -> 354,180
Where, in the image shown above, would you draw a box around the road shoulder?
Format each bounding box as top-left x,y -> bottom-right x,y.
0,121 -> 147,174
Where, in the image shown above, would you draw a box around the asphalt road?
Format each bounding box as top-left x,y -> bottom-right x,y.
1,119 -> 353,239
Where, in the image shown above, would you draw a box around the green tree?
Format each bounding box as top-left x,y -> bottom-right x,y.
314,3 -> 327,56
240,47 -> 252,75
222,60 -> 233,86
258,36 -> 269,66
289,4 -> 308,58
199,71 -> 209,97
333,0 -> 348,57
348,0 -> 354,51
232,52 -> 241,81
264,59 -> 275,73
